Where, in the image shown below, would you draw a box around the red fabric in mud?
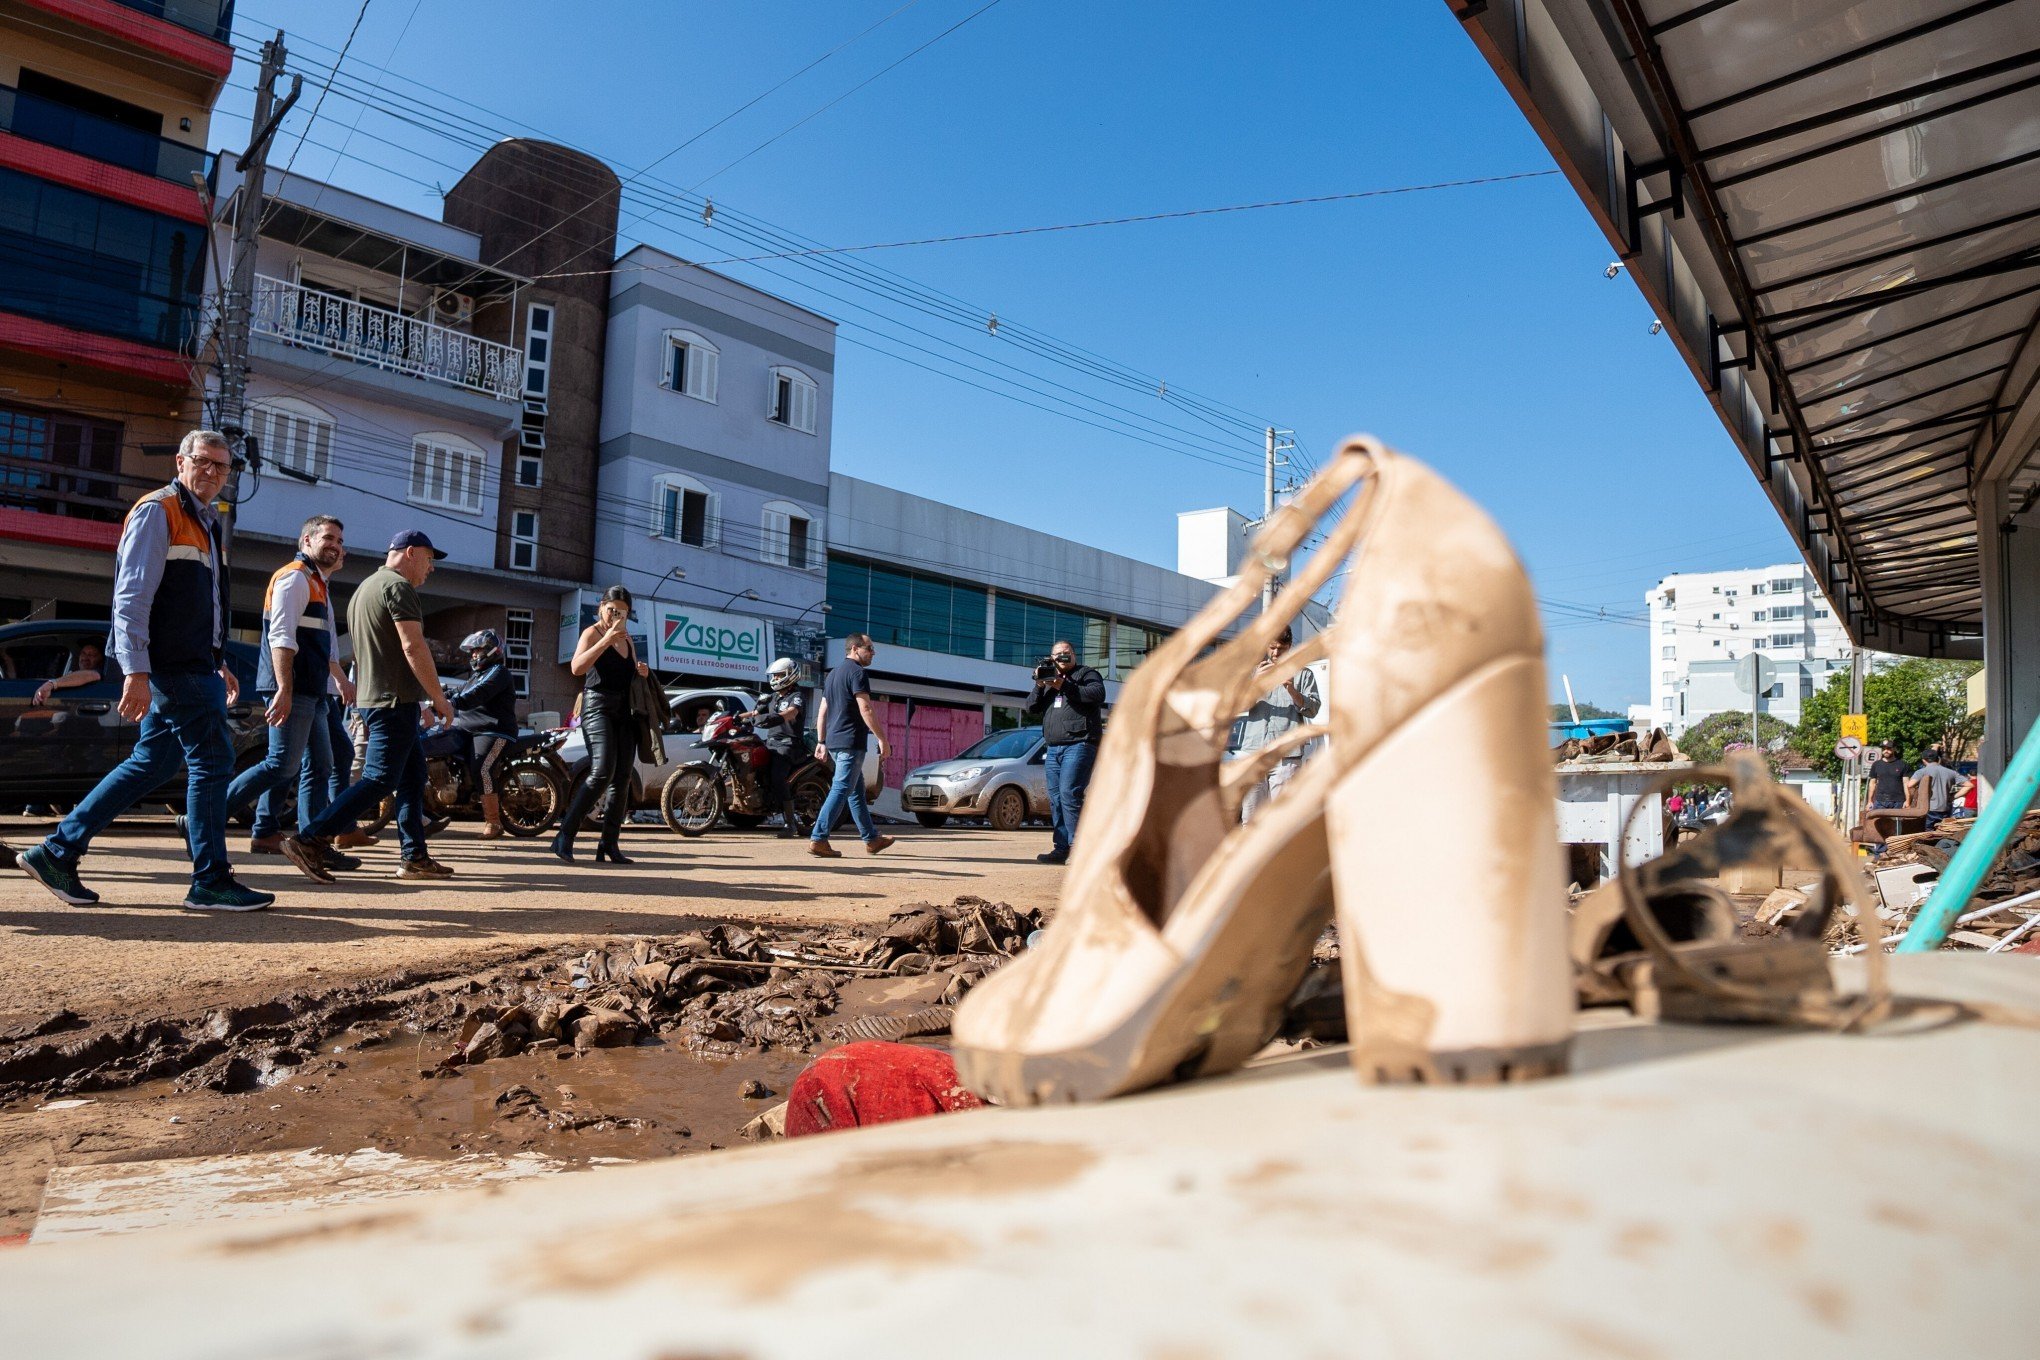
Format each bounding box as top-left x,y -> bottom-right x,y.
784,1041 -> 986,1137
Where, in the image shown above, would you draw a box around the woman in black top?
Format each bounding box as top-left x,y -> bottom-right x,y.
551,586 -> 649,863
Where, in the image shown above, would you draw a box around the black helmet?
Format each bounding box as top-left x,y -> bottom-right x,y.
460,629 -> 502,666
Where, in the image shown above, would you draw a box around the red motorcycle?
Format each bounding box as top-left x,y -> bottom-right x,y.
658,712 -> 827,836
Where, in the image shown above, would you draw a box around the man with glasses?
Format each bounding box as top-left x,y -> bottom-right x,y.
16,431 -> 275,912
1025,640 -> 1106,865
809,633 -> 894,859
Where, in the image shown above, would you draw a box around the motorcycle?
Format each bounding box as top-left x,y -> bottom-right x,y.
659,712 -> 829,837
360,725 -> 571,837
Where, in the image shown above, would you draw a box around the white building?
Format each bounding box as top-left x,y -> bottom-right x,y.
1633,563 -> 1851,735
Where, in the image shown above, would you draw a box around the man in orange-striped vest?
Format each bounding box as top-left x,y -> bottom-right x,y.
16,431 -> 275,912
222,514 -> 359,864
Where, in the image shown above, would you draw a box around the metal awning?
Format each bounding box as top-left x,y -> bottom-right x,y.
1451,0 -> 2040,656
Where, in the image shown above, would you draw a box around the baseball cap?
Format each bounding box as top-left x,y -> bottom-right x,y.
389,529 -> 448,559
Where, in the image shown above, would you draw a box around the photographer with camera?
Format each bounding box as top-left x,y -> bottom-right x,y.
1024,640 -> 1105,865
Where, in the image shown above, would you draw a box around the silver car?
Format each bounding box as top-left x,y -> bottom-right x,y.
901,726 -> 1049,830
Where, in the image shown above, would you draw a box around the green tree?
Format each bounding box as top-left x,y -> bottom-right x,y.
1550,701 -> 1624,721
1791,658 -> 1981,777
1677,711 -> 1796,771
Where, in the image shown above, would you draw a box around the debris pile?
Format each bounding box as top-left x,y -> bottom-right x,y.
1553,728 -> 1681,765
1861,812 -> 2040,953
432,897 -> 1043,1071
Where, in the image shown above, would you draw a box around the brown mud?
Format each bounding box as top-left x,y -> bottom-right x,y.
0,898 -> 1042,1235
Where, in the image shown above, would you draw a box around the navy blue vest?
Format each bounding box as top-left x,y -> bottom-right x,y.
125,483 -> 224,674
255,553 -> 335,696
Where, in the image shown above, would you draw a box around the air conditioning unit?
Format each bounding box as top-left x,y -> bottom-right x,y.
430,290 -> 475,327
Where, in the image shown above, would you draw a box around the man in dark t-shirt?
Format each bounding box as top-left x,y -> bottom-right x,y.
1867,743 -> 1910,810
808,633 -> 894,859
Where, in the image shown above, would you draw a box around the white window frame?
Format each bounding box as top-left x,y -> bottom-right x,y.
504,607 -> 533,699
650,471 -> 719,549
510,510 -> 539,572
515,451 -> 543,488
250,396 -> 336,482
661,329 -> 719,403
1660,645 -> 1675,660
1770,633 -> 1800,649
767,365 -> 818,434
523,302 -> 553,398
760,498 -> 819,569
409,431 -> 488,515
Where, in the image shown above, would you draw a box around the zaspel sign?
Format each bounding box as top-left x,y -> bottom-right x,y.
655,606 -> 767,679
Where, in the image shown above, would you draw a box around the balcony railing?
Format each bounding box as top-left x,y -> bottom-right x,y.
252,274 -> 523,402
0,83 -> 211,185
108,0 -> 236,43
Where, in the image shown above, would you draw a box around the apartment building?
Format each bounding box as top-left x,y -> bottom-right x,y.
1634,562 -> 1852,735
0,0 -> 231,617
586,245 -> 835,691
206,160 -> 538,671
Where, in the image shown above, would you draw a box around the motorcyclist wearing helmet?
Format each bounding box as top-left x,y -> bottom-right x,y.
451,628 -> 519,838
743,657 -> 809,838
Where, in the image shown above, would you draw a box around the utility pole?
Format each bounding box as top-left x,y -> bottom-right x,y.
1844,647 -> 1868,830
1263,426 -> 1277,612
214,32 -> 300,538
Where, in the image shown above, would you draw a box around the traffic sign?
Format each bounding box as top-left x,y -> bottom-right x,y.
1835,736 -> 1864,762
1840,713 -> 1868,742
1733,652 -> 1778,696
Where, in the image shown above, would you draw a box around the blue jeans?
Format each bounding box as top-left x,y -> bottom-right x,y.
44,670 -> 233,888
811,746 -> 876,844
316,702 -> 356,833
224,692 -> 330,838
305,705 -> 427,860
1045,741 -> 1097,854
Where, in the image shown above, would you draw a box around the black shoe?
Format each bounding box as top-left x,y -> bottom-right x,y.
549,831 -> 575,864
1036,849 -> 1069,865
595,841 -> 633,865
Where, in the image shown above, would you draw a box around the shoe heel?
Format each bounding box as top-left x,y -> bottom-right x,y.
1327,653 -> 1574,1084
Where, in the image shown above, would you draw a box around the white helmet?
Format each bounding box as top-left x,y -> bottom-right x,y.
766,656 -> 799,691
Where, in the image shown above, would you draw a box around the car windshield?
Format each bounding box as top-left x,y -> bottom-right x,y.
959,728 -> 1040,761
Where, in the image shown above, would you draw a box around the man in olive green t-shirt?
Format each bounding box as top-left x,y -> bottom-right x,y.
284,530 -> 456,883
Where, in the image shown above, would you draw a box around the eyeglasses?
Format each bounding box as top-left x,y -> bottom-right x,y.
182,455 -> 232,473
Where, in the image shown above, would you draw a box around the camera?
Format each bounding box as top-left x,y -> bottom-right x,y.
1034,657 -> 1059,682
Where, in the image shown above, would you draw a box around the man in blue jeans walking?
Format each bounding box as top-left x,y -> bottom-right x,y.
1026,639 -> 1105,865
223,513 -> 359,860
808,633 -> 895,859
281,531 -> 456,883
15,431 -> 274,912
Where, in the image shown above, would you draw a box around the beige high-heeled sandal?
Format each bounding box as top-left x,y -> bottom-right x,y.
953,436 -> 1576,1103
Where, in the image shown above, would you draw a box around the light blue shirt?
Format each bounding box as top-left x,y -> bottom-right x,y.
110,484 -> 224,677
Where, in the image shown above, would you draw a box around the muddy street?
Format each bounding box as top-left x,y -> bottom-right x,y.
0,817 -> 1063,1234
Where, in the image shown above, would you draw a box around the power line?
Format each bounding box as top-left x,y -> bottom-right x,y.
538,171 -> 1567,280
688,0 -> 1008,190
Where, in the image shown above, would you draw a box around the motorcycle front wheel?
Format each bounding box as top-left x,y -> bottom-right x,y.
660,767 -> 723,837
499,763 -> 563,837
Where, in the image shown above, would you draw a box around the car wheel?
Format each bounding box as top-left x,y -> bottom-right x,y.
986,785 -> 1027,832
915,812 -> 950,828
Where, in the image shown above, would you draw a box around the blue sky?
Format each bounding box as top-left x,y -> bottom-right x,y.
212,0 -> 1800,711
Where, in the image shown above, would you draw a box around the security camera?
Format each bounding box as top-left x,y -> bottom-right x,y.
1604,262 -> 1624,279
1648,319 -> 1665,335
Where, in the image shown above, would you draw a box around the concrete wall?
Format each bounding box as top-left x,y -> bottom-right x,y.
596,246 -> 835,617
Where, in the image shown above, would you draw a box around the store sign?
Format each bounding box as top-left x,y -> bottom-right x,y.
652,603 -> 768,680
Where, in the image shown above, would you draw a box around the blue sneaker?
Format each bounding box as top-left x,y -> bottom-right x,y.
182,879 -> 275,913
18,844 -> 97,906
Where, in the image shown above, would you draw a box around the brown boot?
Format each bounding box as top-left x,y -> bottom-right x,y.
479,793 -> 504,839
